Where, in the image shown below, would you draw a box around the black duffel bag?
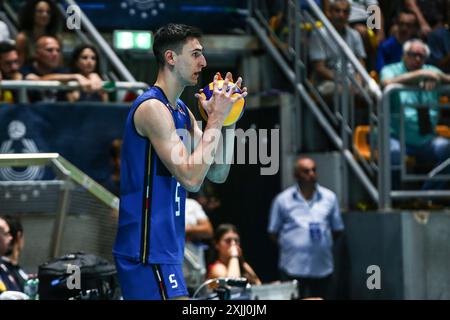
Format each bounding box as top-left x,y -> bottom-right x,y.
38,252 -> 119,300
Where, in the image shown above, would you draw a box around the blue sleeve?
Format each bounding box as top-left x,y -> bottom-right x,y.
329,195 -> 344,231
376,45 -> 385,73
268,197 -> 283,235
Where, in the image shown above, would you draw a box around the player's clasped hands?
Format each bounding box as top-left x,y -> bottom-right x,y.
195,72 -> 247,125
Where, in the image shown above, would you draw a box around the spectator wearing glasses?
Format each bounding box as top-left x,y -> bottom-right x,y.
0,41 -> 22,103
381,39 -> 450,190
207,224 -> 261,285
0,216 -> 21,293
1,215 -> 28,292
268,157 -> 344,299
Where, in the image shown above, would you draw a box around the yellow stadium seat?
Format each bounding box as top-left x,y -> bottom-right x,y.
436,125 -> 450,138
353,125 -> 371,160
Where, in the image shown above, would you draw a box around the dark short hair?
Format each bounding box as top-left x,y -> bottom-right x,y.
153,23 -> 202,69
0,41 -> 17,56
2,215 -> 23,244
397,10 -> 418,22
70,44 -> 101,74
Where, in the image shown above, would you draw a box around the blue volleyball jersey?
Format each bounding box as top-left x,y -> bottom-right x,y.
113,86 -> 191,264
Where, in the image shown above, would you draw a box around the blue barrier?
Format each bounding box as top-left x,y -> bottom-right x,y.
73,0 -> 248,32
0,103 -> 129,185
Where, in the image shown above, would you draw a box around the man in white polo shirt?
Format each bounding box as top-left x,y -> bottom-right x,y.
268,157 -> 344,299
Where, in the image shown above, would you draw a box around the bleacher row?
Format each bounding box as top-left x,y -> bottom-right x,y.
256,0 -> 450,209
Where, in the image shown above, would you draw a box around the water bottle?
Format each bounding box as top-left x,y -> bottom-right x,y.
24,278 -> 39,300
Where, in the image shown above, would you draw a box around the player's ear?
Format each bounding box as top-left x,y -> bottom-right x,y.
165,50 -> 176,66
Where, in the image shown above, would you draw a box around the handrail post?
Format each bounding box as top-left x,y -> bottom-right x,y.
18,87 -> 28,103
378,85 -> 395,210
293,0 -> 302,153
341,55 -> 350,209
50,175 -> 72,258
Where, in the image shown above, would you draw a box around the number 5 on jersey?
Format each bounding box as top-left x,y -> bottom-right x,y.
175,182 -> 181,216
169,274 -> 178,288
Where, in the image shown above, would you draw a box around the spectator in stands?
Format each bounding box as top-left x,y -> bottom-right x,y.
0,42 -> 22,81
404,0 -> 448,36
0,41 -> 22,103
0,216 -> 21,293
381,39 -> 450,190
427,26 -> 450,74
192,180 -> 222,216
1,215 -> 28,292
326,0 -> 385,71
207,224 -> 261,285
268,157 -> 344,299
376,10 -> 418,73
67,44 -> 108,103
16,0 -> 62,66
21,35 -> 95,103
309,0 -> 366,98
378,0 -> 403,35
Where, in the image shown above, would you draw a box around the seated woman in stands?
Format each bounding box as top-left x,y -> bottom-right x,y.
16,0 -> 62,66
207,224 -> 261,285
67,44 -> 108,102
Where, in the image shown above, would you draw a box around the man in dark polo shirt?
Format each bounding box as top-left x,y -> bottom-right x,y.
20,35 -> 92,103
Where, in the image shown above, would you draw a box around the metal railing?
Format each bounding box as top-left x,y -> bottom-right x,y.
2,0 -> 137,83
0,153 -> 118,258
59,0 -> 137,83
248,0 -> 382,208
379,84 -> 450,209
0,79 -> 148,103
